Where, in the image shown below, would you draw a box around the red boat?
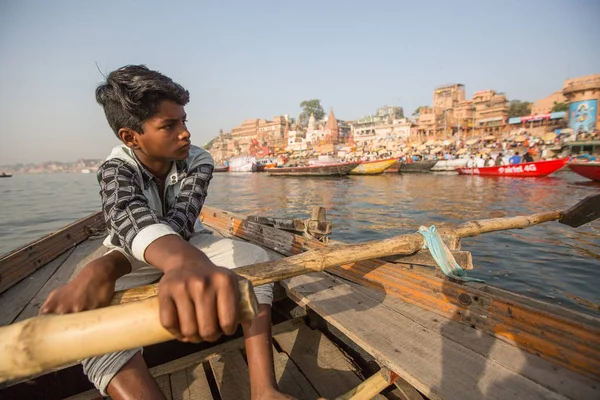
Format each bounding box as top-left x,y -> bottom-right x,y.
455,158 -> 569,177
568,162 -> 600,181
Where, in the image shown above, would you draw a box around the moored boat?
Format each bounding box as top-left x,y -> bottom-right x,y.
568,162 -> 600,181
456,157 -> 569,177
214,164 -> 229,172
349,158 -> 398,175
255,158 -> 277,172
0,172 -> 12,178
400,160 -> 437,173
228,156 -> 257,172
431,158 -> 468,172
266,161 -> 360,176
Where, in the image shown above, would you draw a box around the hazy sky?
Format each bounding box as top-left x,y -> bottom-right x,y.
1,0 -> 599,164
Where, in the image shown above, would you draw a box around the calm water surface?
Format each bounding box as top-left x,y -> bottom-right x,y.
0,172 -> 598,315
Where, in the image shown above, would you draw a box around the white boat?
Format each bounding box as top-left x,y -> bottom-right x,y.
228,156 -> 257,172
431,158 -> 468,172
81,169 -> 91,174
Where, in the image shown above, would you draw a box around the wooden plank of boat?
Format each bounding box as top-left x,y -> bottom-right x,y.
282,271 -> 598,400
0,211 -> 105,294
567,162 -> 600,181
456,158 -> 569,177
272,350 -> 320,399
400,160 -> 437,172
209,350 -> 251,400
274,321 -> 365,399
383,160 -> 403,173
200,206 -> 600,381
266,162 -> 360,176
0,249 -> 73,326
350,158 -> 398,175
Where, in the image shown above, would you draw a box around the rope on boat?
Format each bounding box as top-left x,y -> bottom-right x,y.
417,226 -> 485,283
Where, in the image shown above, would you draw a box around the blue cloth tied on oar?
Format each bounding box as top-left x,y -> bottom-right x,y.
417,225 -> 485,283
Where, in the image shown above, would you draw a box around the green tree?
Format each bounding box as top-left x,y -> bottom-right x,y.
551,101 -> 569,112
412,106 -> 427,117
299,99 -> 325,126
203,137 -> 216,150
508,100 -> 532,118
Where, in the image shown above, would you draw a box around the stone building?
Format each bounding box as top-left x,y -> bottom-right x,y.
352,106 -> 411,151
472,90 -> 508,135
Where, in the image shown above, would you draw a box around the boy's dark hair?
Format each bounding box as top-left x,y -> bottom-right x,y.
96,65 -> 190,137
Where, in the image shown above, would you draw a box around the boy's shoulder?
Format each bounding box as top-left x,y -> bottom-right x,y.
102,144 -> 214,171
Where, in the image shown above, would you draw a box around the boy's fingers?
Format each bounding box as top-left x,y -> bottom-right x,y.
216,274 -> 239,336
175,294 -> 200,342
195,290 -> 221,342
159,294 -> 182,340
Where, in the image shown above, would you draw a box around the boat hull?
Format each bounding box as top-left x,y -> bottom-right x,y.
214,165 -> 229,173
456,158 -> 569,177
350,158 -> 398,175
568,162 -> 600,181
267,162 -> 361,176
400,160 -> 437,172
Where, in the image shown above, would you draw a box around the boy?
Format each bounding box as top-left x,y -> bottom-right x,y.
41,65 -> 290,400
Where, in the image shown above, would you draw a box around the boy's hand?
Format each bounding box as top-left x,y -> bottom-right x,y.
40,253 -> 129,314
157,262 -> 240,343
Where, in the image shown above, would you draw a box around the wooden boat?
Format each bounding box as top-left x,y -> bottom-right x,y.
568,162 -> 600,181
228,157 -> 257,173
1,198 -> 599,400
350,158 -> 398,175
431,158 -> 468,172
255,158 -> 277,172
0,172 -> 12,178
383,161 -> 402,173
266,162 -> 360,176
456,157 -> 569,177
400,160 -> 437,173
214,165 -> 229,173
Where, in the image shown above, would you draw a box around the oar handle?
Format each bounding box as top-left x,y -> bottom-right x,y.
0,279 -> 257,383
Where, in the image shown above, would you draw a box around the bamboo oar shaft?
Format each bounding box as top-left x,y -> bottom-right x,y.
0,280 -> 257,383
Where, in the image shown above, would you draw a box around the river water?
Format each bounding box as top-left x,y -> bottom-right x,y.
0,172 -> 598,315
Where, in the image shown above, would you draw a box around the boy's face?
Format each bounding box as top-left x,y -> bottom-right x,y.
124,100 -> 191,162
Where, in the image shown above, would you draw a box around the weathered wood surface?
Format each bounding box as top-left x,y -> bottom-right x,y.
209,350 -> 251,400
0,211 -> 105,294
381,249 -> 473,270
247,215 -> 332,235
272,350 -> 320,399
0,249 -> 73,326
282,271 -> 596,400
200,207 -> 600,380
274,321 -> 363,399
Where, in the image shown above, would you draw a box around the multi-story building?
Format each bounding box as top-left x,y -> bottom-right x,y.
257,116 -> 287,149
472,90 -> 508,135
563,73 -> 600,136
416,106 -> 436,138
351,105 -> 411,151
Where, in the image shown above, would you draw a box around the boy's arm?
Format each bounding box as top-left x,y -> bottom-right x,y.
162,162 -> 214,239
98,158 -> 239,342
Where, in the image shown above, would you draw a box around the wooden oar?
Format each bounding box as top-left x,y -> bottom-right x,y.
0,194 -> 597,383
112,193 -> 599,304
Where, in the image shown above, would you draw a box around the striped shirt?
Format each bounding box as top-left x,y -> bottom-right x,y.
97,144 -> 214,263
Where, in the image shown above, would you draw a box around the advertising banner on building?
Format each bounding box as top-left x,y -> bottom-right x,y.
569,100 -> 597,134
